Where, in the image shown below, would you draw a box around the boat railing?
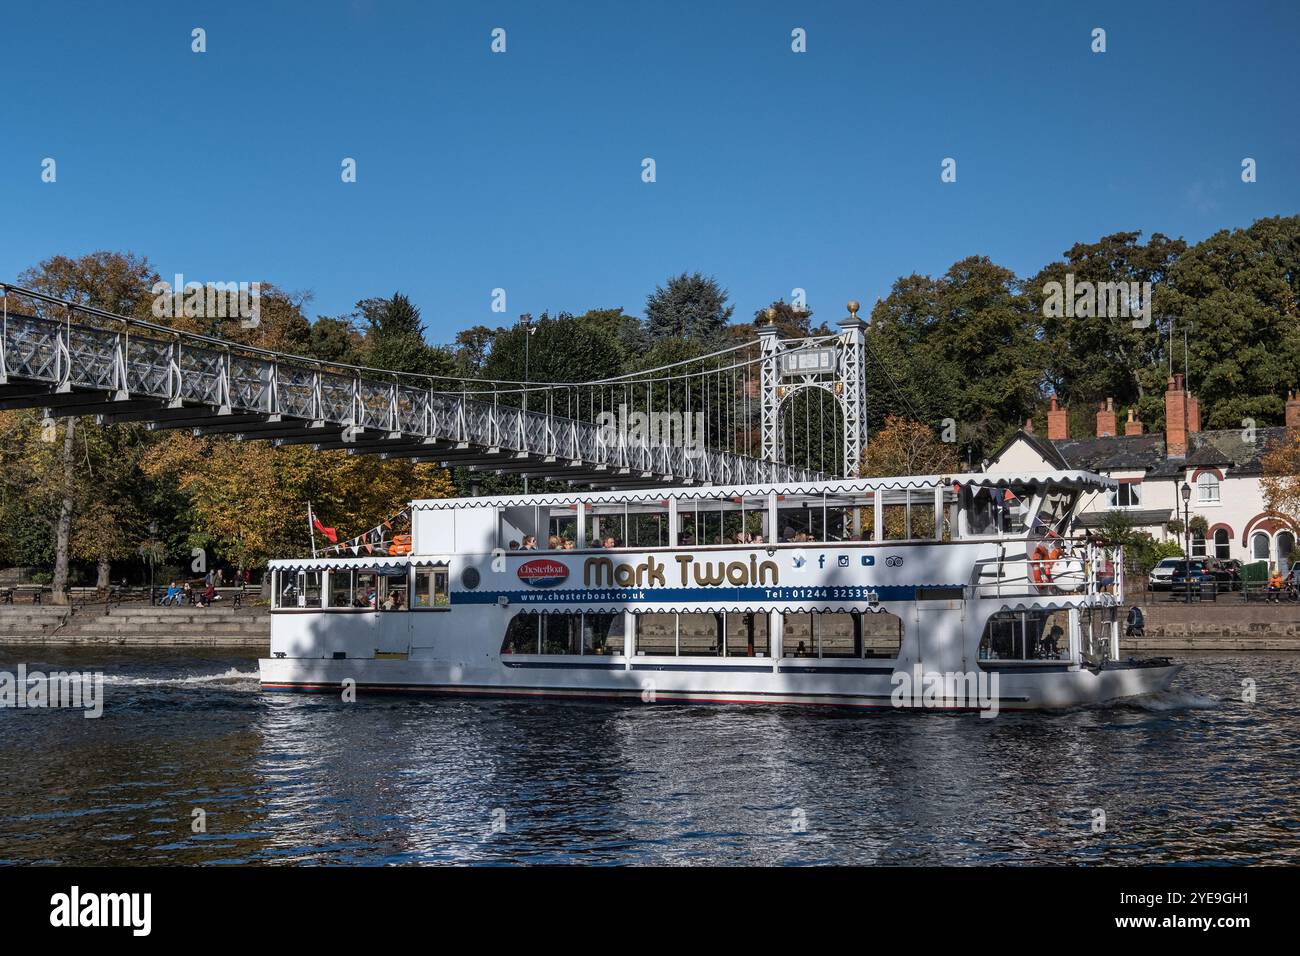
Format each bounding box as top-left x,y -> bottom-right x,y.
969,540 -> 1123,602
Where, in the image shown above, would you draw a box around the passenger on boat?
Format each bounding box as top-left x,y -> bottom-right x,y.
548,535 -> 561,549
508,540 -> 520,550
794,640 -> 808,657
522,535 -> 538,550
562,538 -> 575,550
602,535 -> 617,549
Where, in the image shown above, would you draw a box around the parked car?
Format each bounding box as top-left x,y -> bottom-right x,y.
1148,557 -> 1182,591
1170,558 -> 1241,596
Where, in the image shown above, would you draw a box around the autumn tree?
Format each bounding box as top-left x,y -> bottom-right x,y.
15,252 -> 160,601
1262,431 -> 1300,530
861,415 -> 960,478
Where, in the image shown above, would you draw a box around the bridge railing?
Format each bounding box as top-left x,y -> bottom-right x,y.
0,294 -> 820,486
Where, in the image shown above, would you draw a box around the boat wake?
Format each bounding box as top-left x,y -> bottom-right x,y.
1114,689 -> 1223,712
100,668 -> 260,688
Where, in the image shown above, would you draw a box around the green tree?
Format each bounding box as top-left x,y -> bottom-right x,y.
1028,231 -> 1185,420
360,293 -> 454,377
645,272 -> 734,343
868,257 -> 1042,459
1159,216 -> 1300,428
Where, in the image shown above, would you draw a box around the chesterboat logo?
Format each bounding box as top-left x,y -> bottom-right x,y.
517,558 -> 568,587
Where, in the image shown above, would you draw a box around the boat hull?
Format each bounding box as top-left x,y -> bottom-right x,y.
258,656 -> 1182,711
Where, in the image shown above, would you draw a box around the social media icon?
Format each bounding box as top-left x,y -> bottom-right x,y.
838,555 -> 849,568
860,555 -> 875,567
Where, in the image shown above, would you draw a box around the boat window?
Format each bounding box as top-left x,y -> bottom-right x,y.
1032,485 -> 1075,538
978,608 -> 1070,662
412,567 -> 449,607
355,571 -> 378,608
776,496 -> 824,542
499,505 -> 542,551
582,612 -> 624,654
783,610 -> 902,658
724,612 -> 769,656
588,504 -> 627,548
546,505 -> 578,549
634,612 -> 677,655
543,613 -> 581,654
678,612 -> 723,656
328,569 -> 353,608
862,610 -> 904,658
678,496 -> 729,546
501,611 -> 541,654
272,571 -> 294,608
627,502 -> 668,549
1078,605 -> 1115,665
302,572 -> 323,608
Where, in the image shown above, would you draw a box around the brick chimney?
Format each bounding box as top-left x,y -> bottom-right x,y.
1124,407 -> 1144,436
1047,396 -> 1069,441
1166,374 -> 1188,458
1287,389 -> 1300,429
1187,393 -> 1201,434
1096,398 -> 1117,438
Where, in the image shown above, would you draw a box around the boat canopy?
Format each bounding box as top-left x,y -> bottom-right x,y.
410,471 -> 1115,511
267,556 -> 448,572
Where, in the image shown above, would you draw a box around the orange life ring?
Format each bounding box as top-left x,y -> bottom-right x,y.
1031,535 -> 1063,585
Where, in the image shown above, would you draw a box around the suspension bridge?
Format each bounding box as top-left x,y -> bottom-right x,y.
0,283 -> 889,488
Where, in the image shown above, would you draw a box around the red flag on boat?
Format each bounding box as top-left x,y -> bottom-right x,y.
312,516 -> 338,543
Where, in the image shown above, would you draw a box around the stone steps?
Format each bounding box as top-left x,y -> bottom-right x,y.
0,604 -> 269,646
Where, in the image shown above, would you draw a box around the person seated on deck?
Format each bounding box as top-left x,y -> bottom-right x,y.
548,535 -> 561,549
680,534 -> 695,546
602,535 -> 617,549
1268,568 -> 1285,602
752,533 -> 764,545
508,540 -> 520,550
562,538 -> 575,550
521,535 -> 537,550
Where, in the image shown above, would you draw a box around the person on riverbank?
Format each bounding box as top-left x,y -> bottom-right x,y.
1268,567 -> 1285,602
1126,604 -> 1145,637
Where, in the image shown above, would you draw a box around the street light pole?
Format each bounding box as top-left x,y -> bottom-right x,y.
1181,481 -> 1192,605
520,314 -> 536,494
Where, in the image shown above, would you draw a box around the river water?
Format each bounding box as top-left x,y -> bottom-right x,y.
1,647 -> 1296,865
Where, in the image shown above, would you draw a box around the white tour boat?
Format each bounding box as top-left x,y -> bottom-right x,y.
259,470 -> 1181,711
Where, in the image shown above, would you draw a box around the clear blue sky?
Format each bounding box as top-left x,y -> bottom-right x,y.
2,1 -> 1296,343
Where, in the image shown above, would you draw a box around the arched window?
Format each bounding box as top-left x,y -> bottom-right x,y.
1278,532 -> 1296,568
1251,532 -> 1271,561
1213,528 -> 1231,560
1196,472 -> 1221,503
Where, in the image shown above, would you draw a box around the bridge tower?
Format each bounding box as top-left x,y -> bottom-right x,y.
759,300 -> 869,478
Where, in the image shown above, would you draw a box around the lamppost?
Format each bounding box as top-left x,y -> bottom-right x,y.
142,520 -> 159,605
519,313 -> 536,494
1181,481 -> 1192,604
